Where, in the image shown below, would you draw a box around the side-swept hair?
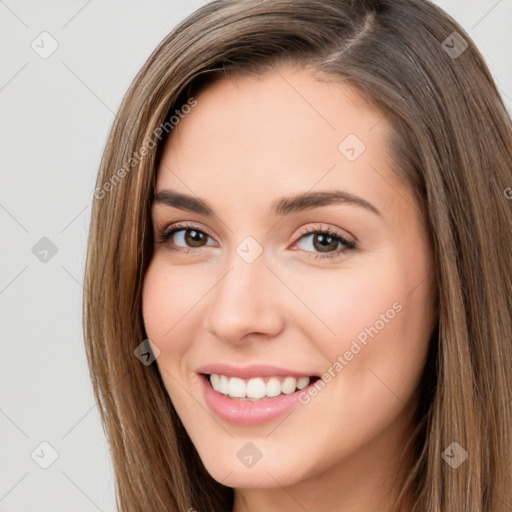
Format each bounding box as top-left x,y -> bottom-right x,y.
83,1 -> 512,510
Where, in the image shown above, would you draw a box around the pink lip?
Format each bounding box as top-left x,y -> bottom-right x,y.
196,363 -> 316,380
197,364 -> 319,426
199,375 -> 313,425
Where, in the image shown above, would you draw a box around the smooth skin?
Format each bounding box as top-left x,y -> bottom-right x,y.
142,65 -> 437,512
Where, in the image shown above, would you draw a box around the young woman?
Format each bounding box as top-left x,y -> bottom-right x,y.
83,1 -> 512,511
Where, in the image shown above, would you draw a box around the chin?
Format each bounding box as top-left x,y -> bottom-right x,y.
195,432 -> 316,489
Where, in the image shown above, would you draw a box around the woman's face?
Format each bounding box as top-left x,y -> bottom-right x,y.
142,65 -> 437,504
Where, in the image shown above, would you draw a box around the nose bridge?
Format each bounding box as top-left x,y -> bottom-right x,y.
204,241 -> 282,342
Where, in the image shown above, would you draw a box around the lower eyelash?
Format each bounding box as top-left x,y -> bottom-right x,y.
156,223 -> 356,260
296,226 -> 356,260
156,222 -> 208,253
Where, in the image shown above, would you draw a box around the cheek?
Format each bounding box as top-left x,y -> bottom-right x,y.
142,261 -> 206,407
288,251 -> 434,393
142,258 -> 206,358
287,256 -> 406,348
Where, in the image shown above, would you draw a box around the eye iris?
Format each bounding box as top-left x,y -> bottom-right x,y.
185,229 -> 206,247
313,233 -> 338,253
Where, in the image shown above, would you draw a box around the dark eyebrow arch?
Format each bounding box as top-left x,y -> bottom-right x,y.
153,189 -> 382,217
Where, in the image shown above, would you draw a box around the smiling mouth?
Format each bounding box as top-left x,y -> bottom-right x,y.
202,373 -> 321,401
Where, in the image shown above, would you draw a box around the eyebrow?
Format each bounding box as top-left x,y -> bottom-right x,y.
153,189 -> 382,217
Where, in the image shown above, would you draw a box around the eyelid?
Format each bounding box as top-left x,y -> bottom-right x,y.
294,223 -> 355,245
156,221 -> 356,259
156,220 -> 217,241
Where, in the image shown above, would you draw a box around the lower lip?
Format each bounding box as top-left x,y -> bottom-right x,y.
200,374 -> 312,425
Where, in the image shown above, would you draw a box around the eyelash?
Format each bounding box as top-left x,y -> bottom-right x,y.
155,222 -> 356,261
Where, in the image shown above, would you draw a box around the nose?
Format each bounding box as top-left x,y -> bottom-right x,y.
203,250 -> 284,345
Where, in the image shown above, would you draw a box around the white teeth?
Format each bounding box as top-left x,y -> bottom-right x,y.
228,377 -> 246,398
218,374 -> 229,395
210,374 -> 220,389
297,376 -> 310,390
281,376 -> 296,394
209,374 -> 312,399
266,377 -> 282,397
246,377 -> 267,398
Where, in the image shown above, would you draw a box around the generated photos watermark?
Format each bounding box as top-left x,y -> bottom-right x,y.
298,301 -> 403,405
94,97 -> 198,200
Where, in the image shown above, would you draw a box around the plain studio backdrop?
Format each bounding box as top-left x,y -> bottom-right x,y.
0,1 -> 510,511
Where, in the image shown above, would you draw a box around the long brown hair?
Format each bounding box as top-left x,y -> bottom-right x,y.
83,1 -> 512,510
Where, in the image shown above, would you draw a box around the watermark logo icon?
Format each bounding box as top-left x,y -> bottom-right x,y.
236,236 -> 263,264
134,339 -> 160,365
31,31 -> 59,59
442,32 -> 468,59
237,442 -> 262,468
441,441 -> 468,468
31,441 -> 59,469
338,134 -> 366,162
32,237 -> 58,263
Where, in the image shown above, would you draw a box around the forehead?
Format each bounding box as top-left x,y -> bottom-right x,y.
155,66 -> 402,218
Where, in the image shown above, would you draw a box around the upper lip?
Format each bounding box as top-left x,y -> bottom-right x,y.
196,363 -> 318,380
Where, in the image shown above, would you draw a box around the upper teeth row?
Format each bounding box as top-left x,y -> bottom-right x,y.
210,374 -> 311,399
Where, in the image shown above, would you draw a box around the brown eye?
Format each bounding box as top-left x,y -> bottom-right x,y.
311,233 -> 340,253
293,225 -> 356,261
181,229 -> 207,247
160,227 -> 209,247
156,222 -> 216,252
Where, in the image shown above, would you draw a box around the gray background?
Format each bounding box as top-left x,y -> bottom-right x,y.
0,1 -> 510,510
